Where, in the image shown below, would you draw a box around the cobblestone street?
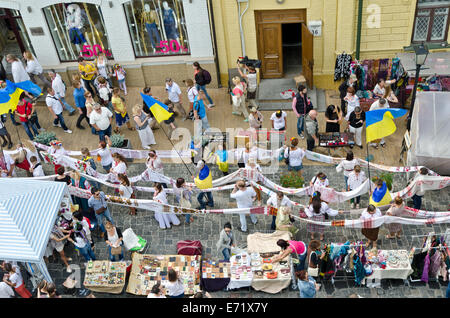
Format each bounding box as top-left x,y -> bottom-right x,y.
12,162 -> 449,298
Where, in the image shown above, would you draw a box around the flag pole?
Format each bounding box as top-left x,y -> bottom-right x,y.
157,121 -> 194,177
366,142 -> 372,194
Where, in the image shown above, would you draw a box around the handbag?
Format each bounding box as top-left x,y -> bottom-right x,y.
307,252 -> 319,277
180,196 -> 191,209
63,276 -> 77,289
111,245 -> 122,255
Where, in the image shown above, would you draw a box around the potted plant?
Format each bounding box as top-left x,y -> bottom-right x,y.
372,172 -> 393,191
280,171 -> 305,189
34,131 -> 57,146
110,134 -> 133,162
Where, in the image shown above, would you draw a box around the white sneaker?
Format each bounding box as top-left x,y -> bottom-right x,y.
53,123 -> 62,128
351,203 -> 356,209
356,204 -> 360,209
64,129 -> 73,134
300,135 -> 305,139
39,128 -> 46,132
66,266 -> 72,273
208,103 -> 215,108
143,146 -> 151,150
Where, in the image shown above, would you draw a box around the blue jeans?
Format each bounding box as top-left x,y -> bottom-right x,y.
288,164 -> 303,172
60,97 -> 75,113
102,163 -> 112,173
98,125 -> 112,142
82,78 -> 98,97
344,176 -> 349,190
95,208 -> 114,233
271,215 -> 276,230
446,281 -> 450,298
200,115 -> 210,131
8,110 -> 18,125
21,121 -> 38,140
297,115 -> 305,136
197,191 -> 214,209
168,293 -> 185,298
294,252 -> 307,271
222,248 -> 231,261
145,23 -> 161,49
78,244 -> 96,261
53,113 -> 69,131
196,84 -> 213,105
412,194 -> 422,210
185,214 -> 192,223
108,245 -> 124,262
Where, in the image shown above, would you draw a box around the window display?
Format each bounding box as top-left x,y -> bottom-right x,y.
123,0 -> 190,57
43,3 -> 113,62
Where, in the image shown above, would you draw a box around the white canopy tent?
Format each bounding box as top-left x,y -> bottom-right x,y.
408,92 -> 450,176
0,179 -> 68,283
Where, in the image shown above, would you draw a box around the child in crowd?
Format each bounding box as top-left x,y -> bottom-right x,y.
111,87 -> 133,133
29,155 -> 44,177
112,64 -> 127,95
118,173 -> 136,215
81,147 -> 100,189
95,76 -> 113,111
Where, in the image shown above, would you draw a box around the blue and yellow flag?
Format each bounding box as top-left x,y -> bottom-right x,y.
194,164 -> 213,189
369,181 -> 392,207
365,108 -> 407,143
0,80 -> 42,115
140,93 -> 172,123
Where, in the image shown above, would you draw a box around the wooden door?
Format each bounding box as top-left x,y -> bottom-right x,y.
301,23 -> 314,88
258,23 -> 283,78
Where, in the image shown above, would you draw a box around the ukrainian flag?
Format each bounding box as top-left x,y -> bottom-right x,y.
140,93 -> 172,123
0,80 -> 42,115
369,181 -> 392,207
216,149 -> 229,173
194,164 -> 213,189
365,108 -> 407,143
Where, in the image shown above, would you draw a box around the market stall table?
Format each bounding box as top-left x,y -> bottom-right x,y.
83,261 -> 127,294
201,260 -> 230,292
318,132 -> 355,155
126,253 -> 201,296
247,231 -> 292,294
227,252 -> 253,290
363,249 -> 413,288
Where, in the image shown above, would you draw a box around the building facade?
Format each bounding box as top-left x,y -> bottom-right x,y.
0,0 -> 218,87
212,0 -> 450,90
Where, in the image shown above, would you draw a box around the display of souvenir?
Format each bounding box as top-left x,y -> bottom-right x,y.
262,264 -> 273,271
84,261 -> 126,288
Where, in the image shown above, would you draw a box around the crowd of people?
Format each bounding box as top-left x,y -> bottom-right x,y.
0,52 -> 448,300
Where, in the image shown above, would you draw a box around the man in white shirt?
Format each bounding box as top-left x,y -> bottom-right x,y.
267,191 -> 292,230
48,70 -> 76,115
270,110 -> 287,131
230,180 -> 258,232
45,87 -> 72,134
89,103 -> 113,142
0,281 -> 14,298
165,78 -> 187,120
29,155 -> 44,177
369,98 -> 389,148
6,54 -> 29,83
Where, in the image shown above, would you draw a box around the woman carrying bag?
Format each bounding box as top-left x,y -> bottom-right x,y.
104,221 -> 124,261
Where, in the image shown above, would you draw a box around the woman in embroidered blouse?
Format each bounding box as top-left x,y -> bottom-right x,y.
305,196 -> 341,241
310,172 -> 329,188
343,87 -> 359,122
174,177 -> 193,224
146,150 -> 167,188
336,151 -> 359,190
118,173 -> 136,216
153,183 -> 180,229
360,204 -> 383,249
385,196 -> 405,239
110,152 -> 127,175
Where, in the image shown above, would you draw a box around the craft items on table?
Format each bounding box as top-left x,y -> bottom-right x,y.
319,132 -> 355,148
362,250 -> 412,287
83,261 -> 127,294
227,252 -> 253,290
200,260 -> 231,292
127,253 -> 201,296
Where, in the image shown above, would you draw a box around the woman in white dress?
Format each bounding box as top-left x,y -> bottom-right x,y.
132,104 -> 155,149
305,196 -> 341,241
153,183 -> 180,229
310,172 -> 329,188
146,150 -> 167,187
110,153 -> 127,188
343,87 -> 360,122
336,151 -> 359,190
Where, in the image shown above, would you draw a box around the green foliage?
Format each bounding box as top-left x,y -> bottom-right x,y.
372,172 -> 394,191
34,131 -> 57,146
280,172 -> 305,189
110,134 -> 125,148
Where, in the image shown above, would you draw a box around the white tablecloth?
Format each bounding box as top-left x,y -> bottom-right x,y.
227,253 -> 253,290
365,250 -> 413,281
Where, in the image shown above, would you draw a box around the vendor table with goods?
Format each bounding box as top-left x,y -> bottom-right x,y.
247,231 -> 293,294
363,249 -> 413,288
200,260 -> 231,292
83,260 -> 127,294
126,253 -> 201,296
227,252 -> 253,290
319,132 -> 355,152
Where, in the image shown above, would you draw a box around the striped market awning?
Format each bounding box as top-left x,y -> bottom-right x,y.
0,179 -> 67,263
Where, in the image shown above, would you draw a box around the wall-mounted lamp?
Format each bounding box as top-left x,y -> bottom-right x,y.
109,1 -> 114,8
27,6 -> 32,13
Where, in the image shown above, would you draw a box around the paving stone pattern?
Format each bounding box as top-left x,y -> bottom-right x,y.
6,163 -> 450,298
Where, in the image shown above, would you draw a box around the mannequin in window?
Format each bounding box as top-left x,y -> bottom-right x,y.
162,1 -> 179,43
141,4 -> 161,53
65,3 -> 87,49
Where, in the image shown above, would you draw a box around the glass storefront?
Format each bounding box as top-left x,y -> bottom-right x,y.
43,2 -> 113,62
123,0 -> 190,57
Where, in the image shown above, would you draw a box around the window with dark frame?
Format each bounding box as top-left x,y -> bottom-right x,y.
412,0 -> 450,43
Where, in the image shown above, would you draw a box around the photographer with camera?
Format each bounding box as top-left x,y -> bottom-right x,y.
237,58 -> 259,109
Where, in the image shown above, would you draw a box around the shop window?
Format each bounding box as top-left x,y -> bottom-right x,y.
43,2 -> 113,62
413,0 -> 450,43
123,0 -> 190,57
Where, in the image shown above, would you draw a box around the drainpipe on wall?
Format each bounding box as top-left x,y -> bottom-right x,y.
237,0 -> 249,57
207,0 -> 222,87
355,0 -> 363,60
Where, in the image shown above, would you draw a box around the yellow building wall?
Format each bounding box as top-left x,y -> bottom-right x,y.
213,0 -> 450,90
